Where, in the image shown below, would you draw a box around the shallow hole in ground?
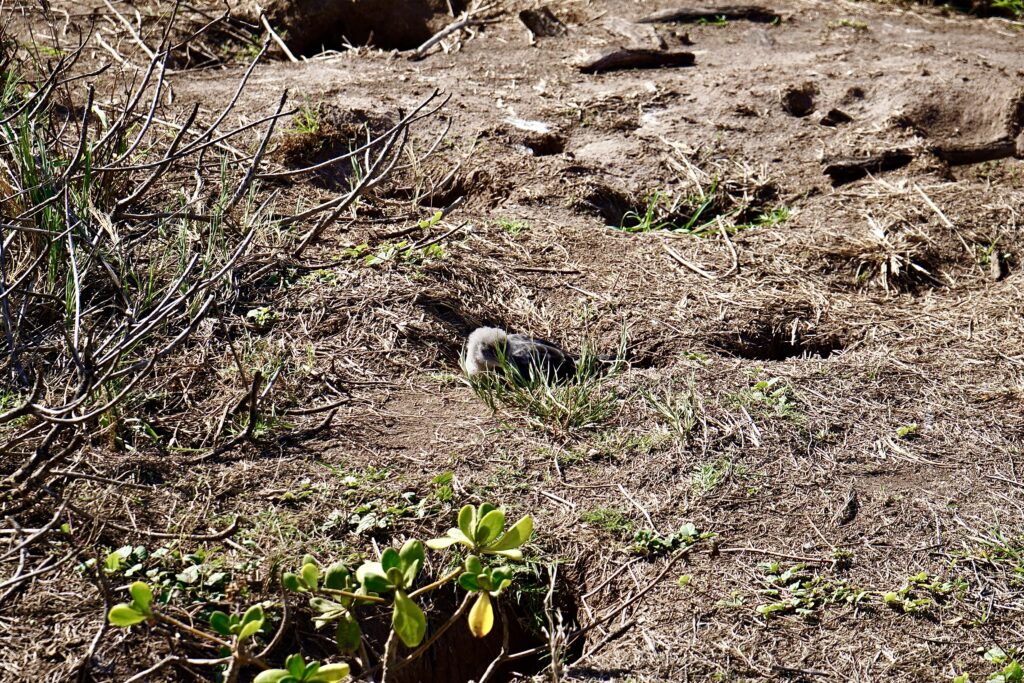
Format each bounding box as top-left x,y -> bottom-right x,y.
406,295 -> 485,363
266,0 -> 467,54
521,132 -> 566,157
577,179 -> 779,232
710,326 -> 844,361
274,106 -> 395,189
391,581 -> 582,683
577,183 -> 635,227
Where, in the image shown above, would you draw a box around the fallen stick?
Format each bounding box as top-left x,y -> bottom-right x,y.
579,48 -> 695,74
258,8 -> 299,63
930,138 -> 1018,166
637,5 -> 781,24
824,137 -> 1023,186
409,3 -> 499,60
663,242 -> 716,279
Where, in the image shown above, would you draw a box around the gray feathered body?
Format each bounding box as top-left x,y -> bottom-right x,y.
465,327 -> 577,381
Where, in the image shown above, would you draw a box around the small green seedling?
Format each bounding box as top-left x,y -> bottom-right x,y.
107,581 -> 154,626
896,423 -> 919,439
209,605 -> 265,643
427,503 -> 534,561
418,210 -> 443,229
630,523 -> 713,557
254,654 -> 349,683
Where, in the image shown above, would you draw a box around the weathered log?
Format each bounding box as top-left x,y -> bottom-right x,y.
930,138 -> 1017,166
578,48 -> 695,74
637,5 -> 781,24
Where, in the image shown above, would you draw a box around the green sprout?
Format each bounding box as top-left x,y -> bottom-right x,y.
426,503 -> 534,560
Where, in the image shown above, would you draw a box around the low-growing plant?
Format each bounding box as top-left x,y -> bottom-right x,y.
644,382 -> 702,438
734,205 -> 790,231
496,218 -> 528,236
691,458 -> 732,494
346,240 -> 446,267
896,423 -> 920,439
108,502 -> 534,680
883,571 -> 966,613
617,185 -> 722,235
83,543 -> 242,605
732,376 -> 801,419
630,522 -> 714,557
288,100 -> 322,135
579,507 -> 634,537
954,646 -> 1024,683
756,563 -> 868,619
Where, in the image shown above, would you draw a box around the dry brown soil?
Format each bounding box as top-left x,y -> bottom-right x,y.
6,1 -> 1024,681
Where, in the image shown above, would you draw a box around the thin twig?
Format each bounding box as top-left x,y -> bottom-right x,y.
258,8 -> 298,62
410,3 -> 500,60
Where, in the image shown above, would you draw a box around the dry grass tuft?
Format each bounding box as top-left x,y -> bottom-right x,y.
829,215 -> 937,293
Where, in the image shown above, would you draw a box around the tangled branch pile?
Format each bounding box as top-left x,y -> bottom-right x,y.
0,4 -> 443,610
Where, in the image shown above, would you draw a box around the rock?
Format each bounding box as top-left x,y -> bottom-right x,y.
820,108 -> 853,126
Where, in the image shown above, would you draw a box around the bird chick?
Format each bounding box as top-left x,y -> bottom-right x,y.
464,327 -> 578,382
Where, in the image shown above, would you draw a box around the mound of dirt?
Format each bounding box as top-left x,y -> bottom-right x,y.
263,0 -> 465,54
897,82 -> 1023,145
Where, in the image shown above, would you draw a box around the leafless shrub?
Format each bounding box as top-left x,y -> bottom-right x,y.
0,2 -> 445,602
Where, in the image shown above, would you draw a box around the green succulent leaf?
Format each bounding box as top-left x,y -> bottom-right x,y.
301,562 -> 319,592
323,562 -> 351,590
467,591 -> 494,638
108,604 -> 147,627
458,573 -> 481,592
487,515 -> 533,553
309,662 -> 351,682
310,597 -> 349,628
238,617 -> 263,642
355,561 -> 391,594
128,581 -> 154,613
457,504 -> 476,541
242,605 -> 264,625
399,540 -> 424,588
287,653 -> 305,677
381,548 -> 400,573
310,597 -> 346,615
282,572 -> 303,592
425,535 -> 462,550
104,547 -> 130,573
386,566 -> 404,587
335,613 -> 362,654
209,610 -> 231,636
392,590 -> 427,647
253,670 -> 291,683
464,555 -> 483,573
487,548 -> 523,561
476,509 -> 506,546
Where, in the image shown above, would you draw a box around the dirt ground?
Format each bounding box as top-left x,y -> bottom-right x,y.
4,0 -> 1024,681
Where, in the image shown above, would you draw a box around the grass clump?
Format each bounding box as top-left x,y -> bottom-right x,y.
579,507 -> 634,536
644,380 -> 702,438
